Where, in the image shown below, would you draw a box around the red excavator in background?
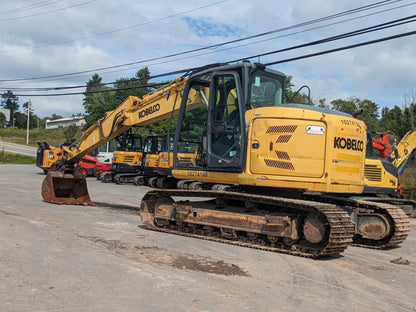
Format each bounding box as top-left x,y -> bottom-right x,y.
371,132 -> 391,160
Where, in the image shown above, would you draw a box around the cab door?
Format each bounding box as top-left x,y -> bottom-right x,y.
206,73 -> 244,171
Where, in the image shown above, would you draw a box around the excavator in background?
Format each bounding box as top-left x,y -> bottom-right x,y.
38,62 -> 410,258
142,135 -> 165,187
149,134 -> 200,189
74,154 -> 97,177
391,129 -> 416,173
360,130 -> 416,216
37,142 -> 96,176
106,130 -> 143,184
101,134 -> 166,186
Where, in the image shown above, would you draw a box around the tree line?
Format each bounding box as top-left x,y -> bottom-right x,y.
2,68 -> 415,142
0,90 -> 66,129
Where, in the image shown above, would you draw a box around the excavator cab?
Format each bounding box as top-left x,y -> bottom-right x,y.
174,63 -> 285,173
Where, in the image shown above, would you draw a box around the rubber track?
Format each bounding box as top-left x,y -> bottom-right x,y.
303,194 -> 411,249
352,200 -> 410,249
140,190 -> 355,258
114,173 -> 140,184
351,196 -> 416,217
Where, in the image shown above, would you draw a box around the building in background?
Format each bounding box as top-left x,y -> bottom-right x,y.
45,116 -> 86,129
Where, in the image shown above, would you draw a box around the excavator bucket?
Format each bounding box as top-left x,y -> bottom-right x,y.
41,171 -> 94,206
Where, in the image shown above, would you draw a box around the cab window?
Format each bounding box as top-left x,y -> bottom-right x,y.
250,73 -> 283,108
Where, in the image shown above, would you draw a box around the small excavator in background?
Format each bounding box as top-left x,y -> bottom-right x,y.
142,135 -> 165,186
38,61 -> 410,258
106,130 -> 143,184
37,142 -> 96,176
360,130 -> 416,216
147,134 -> 200,189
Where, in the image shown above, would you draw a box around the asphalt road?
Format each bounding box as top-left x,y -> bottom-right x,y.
0,141 -> 37,157
1,164 -> 416,312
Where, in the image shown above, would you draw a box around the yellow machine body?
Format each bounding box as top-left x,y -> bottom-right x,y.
173,105 -> 366,193
363,158 -> 398,193
113,150 -> 143,167
391,130 -> 416,171
363,130 -> 416,195
39,63 -> 367,203
36,143 -> 62,171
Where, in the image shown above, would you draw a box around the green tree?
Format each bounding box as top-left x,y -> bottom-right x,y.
330,98 -> 357,114
284,76 -> 311,105
383,105 -> 403,136
13,112 -> 26,129
1,91 -> 19,123
64,125 -> 80,143
0,112 -> 6,127
330,97 -> 379,130
113,67 -> 151,105
82,68 -> 151,128
83,73 -> 103,109
356,98 -> 379,131
318,98 -> 329,108
21,101 -> 38,129
83,86 -> 117,128
401,107 -> 413,137
50,113 -> 63,120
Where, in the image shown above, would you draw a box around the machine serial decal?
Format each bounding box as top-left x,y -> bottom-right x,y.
187,171 -> 208,177
340,119 -> 362,129
138,103 -> 160,118
334,137 -> 364,151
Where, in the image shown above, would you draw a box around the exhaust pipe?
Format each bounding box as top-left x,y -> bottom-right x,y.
41,171 -> 94,206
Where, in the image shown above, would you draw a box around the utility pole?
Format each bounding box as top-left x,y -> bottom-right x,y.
26,99 -> 31,145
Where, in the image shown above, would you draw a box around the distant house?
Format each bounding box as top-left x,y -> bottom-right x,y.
45,116 -> 86,129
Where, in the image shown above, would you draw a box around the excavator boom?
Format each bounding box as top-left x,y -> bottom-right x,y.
391,130 -> 416,174
41,77 -> 189,205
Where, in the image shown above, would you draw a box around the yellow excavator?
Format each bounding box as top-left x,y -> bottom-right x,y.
38,62 -> 409,258
148,134 -> 200,189
358,130 -> 416,216
104,130 -> 143,184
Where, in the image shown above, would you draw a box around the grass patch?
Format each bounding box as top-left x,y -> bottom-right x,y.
0,150 -> 36,164
400,158 -> 416,200
0,128 -> 79,147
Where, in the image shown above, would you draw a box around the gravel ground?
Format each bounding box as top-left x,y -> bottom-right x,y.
1,164 -> 415,312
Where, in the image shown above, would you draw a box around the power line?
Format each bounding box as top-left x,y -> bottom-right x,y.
43,0 -> 415,84
0,0 -> 228,53
264,29 -> 416,66
0,0 -> 98,22
0,0 -> 399,80
0,0 -> 65,16
10,28 -> 416,96
230,14 -> 416,63
4,13 -> 416,92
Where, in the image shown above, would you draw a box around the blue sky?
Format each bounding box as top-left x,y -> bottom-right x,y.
1,0 -> 416,117
182,16 -> 242,37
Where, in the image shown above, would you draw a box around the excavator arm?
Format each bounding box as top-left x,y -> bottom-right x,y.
64,78 -> 188,164
390,130 -> 416,174
41,77 -> 189,205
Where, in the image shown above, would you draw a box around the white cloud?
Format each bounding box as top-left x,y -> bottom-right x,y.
0,0 -> 415,118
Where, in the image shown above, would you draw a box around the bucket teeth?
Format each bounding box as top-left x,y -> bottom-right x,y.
41,171 -> 94,206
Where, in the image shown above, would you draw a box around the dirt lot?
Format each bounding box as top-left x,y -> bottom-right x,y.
1,164 -> 416,312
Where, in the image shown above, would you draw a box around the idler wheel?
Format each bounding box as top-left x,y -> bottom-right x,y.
303,214 -> 328,244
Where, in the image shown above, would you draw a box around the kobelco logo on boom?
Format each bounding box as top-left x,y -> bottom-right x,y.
138,104 -> 160,118
334,137 -> 364,151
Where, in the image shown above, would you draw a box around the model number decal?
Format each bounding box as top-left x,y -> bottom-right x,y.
187,171 -> 208,177
138,103 -> 160,118
334,137 -> 364,151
